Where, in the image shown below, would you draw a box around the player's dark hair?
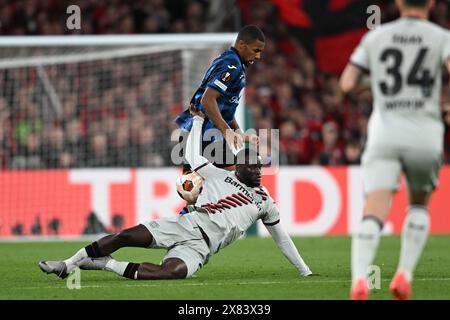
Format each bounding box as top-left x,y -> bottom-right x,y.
236,25 -> 265,44
403,0 -> 429,7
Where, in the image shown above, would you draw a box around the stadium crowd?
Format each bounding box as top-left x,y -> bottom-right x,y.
0,0 -> 449,169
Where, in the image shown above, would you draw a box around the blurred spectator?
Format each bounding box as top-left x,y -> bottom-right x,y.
137,127 -> 164,167
343,140 -> 362,165
279,120 -> 301,165
110,120 -> 139,167
64,119 -> 86,167
0,125 -> 10,168
59,151 -> 76,168
82,211 -> 107,235
0,0 -> 209,35
41,126 -> 65,168
444,103 -> 450,163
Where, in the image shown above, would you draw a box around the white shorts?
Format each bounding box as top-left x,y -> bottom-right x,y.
362,146 -> 442,194
142,215 -> 211,278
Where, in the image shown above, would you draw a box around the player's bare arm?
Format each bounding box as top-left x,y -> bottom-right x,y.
230,118 -> 259,146
201,87 -> 244,150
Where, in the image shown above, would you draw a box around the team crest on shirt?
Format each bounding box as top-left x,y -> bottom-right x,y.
220,71 -> 231,82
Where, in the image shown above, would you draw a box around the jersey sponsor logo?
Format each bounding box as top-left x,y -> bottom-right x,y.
227,65 -> 237,70
220,71 -> 232,82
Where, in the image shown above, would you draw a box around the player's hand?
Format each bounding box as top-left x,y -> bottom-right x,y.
225,130 -> 244,152
189,103 -> 205,118
244,133 -> 259,147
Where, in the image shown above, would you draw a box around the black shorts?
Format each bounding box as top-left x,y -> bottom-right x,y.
178,131 -> 236,172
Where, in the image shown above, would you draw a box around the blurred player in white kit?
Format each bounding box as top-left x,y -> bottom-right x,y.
340,0 -> 450,300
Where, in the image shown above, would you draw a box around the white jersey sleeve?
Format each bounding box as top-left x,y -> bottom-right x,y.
185,116 -> 209,170
194,161 -> 229,180
258,186 -> 312,276
265,223 -> 312,276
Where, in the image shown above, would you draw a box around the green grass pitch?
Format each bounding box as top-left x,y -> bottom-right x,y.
1,235 -> 449,300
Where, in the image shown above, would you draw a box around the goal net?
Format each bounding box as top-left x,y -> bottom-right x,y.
0,34 -> 237,238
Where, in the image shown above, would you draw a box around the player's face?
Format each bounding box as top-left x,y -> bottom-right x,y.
236,163 -> 262,187
241,40 -> 265,66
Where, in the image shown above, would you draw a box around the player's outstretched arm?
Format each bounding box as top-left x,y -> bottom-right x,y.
185,107 -> 209,170
265,223 -> 313,277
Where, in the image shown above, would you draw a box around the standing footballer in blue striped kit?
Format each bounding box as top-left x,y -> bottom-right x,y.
176,25 -> 265,172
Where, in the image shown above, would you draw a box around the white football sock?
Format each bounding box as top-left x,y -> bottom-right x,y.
397,205 -> 430,282
105,259 -> 129,276
64,248 -> 88,268
351,216 -> 382,283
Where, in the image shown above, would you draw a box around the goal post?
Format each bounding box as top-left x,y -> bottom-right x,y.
0,34 -> 252,238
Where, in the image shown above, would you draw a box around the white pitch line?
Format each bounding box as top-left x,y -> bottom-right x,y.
11,277 -> 450,291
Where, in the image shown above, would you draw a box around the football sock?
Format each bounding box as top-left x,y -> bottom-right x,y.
84,241 -> 103,258
105,259 -> 139,279
397,206 -> 430,282
351,215 -> 383,283
64,248 -> 88,268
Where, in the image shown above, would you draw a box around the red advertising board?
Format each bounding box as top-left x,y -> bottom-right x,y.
1,166 -> 449,237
